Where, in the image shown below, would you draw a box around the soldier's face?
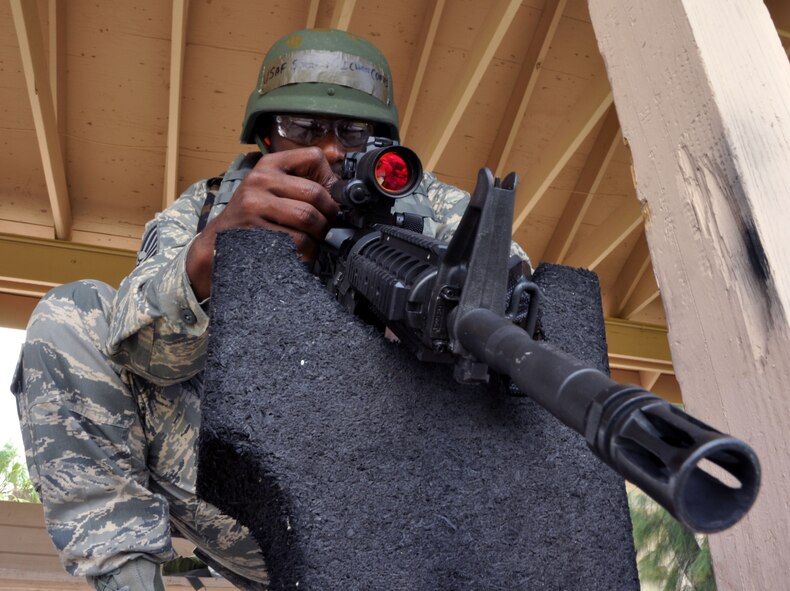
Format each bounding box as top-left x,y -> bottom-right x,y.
266,114 -> 376,173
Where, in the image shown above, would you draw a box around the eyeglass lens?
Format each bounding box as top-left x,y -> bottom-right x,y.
276,115 -> 373,149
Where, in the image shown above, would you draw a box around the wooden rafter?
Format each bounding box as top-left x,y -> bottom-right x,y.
329,0 -> 356,30
420,0 -> 521,171
47,0 -> 65,140
163,0 -> 190,209
487,0 -> 567,177
620,265 -> 659,320
511,72 -> 612,235
306,0 -> 320,28
542,105 -> 620,263
610,357 -> 672,374
604,318 -> 673,375
0,277 -> 58,299
639,370 -> 661,391
610,231 -> 651,316
0,233 -> 136,293
10,0 -> 72,240
399,0 -> 445,141
563,194 -> 642,270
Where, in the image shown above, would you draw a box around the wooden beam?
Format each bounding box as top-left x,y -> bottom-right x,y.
487,0 -> 567,177
562,194 -> 642,270
609,231 -> 651,316
620,266 -> 660,319
163,0 -> 190,209
639,370 -> 661,390
610,358 -> 672,374
511,72 -> 612,234
420,0 -> 522,171
399,0 -> 445,141
306,0 -> 320,28
0,278 -> 57,298
329,0 -> 356,30
604,317 -> 673,374
542,105 -> 621,263
0,234 -> 136,291
590,1 -> 790,586
0,219 -> 53,239
611,369 -> 682,403
47,0 -> 65,140
10,0 -> 72,240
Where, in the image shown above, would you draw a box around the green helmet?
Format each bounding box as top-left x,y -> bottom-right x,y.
241,29 -> 399,146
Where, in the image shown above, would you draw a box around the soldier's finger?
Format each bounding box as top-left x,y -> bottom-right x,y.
272,146 -> 338,190
255,197 -> 331,243
267,173 -> 339,222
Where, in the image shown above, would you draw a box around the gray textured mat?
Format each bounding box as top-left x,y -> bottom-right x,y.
197,229 -> 639,590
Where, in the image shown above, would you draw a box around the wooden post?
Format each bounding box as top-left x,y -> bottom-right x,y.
588,1 -> 790,588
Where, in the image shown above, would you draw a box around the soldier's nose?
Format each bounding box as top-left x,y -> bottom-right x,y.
318,134 -> 346,165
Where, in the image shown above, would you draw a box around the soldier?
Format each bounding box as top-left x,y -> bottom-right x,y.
12,28 -> 527,590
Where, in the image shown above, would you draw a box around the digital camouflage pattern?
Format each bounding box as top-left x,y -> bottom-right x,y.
413,172 -> 531,264
12,153 -> 528,587
13,279 -> 269,586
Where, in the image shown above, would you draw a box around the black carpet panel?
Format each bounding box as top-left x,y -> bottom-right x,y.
197,229 -> 639,590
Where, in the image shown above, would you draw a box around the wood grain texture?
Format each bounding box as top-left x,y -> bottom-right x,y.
590,0 -> 790,587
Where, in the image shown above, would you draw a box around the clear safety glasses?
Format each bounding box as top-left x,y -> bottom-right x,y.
274,115 -> 374,150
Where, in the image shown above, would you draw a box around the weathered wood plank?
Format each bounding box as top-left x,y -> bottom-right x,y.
589,0 -> 790,588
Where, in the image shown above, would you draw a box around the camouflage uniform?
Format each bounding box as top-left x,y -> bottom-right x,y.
12,158 -> 527,588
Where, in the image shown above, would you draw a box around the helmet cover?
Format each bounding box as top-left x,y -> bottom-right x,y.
241,29 -> 399,145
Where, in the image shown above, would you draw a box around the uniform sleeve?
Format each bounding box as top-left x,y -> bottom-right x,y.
422,172 -> 532,267
107,180 -> 211,385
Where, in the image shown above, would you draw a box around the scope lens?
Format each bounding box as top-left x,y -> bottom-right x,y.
375,152 -> 411,193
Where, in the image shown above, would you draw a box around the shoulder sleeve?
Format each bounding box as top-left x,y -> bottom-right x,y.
421,172 -> 469,244
107,180 -> 212,385
422,172 -> 532,267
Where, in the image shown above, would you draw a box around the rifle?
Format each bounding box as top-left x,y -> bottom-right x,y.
312,138 -> 760,534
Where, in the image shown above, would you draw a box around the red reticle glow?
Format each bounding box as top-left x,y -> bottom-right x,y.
375,152 -> 410,192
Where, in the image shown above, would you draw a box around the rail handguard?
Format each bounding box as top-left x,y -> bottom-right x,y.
313,144 -> 760,533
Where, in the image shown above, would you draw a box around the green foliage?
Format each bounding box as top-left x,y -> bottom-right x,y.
628,488 -> 715,591
0,442 -> 39,503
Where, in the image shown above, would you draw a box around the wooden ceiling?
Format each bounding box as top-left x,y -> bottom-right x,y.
1,0 -> 789,400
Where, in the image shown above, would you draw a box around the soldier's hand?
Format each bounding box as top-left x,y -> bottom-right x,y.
186,147 -> 340,300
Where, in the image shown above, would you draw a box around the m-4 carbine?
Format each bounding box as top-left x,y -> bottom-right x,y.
312,137 -> 760,534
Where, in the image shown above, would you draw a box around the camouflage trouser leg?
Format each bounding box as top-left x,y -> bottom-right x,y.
133,371 -> 269,587
12,280 -> 268,587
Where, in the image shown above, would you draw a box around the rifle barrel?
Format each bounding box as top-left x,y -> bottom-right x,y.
455,307 -> 760,533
